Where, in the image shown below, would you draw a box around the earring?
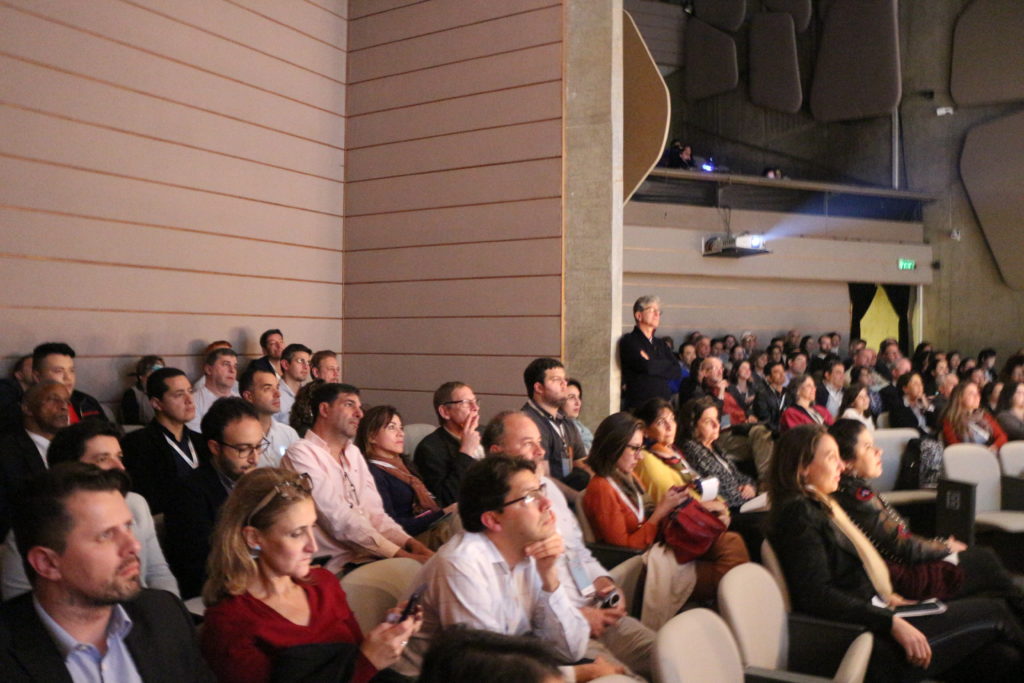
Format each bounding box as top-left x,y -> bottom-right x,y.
249,544 -> 262,559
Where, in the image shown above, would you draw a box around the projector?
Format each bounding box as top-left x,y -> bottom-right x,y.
702,233 -> 771,258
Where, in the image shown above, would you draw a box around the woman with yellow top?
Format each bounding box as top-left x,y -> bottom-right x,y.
633,398 -> 703,504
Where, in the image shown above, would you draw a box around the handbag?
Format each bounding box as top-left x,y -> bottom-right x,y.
658,495 -> 727,564
896,438 -> 944,489
887,560 -> 964,601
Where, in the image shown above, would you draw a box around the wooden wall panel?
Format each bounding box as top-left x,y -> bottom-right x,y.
345,278 -> 561,319
344,318 -> 560,357
0,1 -> 345,411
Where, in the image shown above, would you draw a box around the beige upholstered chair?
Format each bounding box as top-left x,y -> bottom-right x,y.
339,557 -> 421,634
938,443 -> 1024,544
653,608 -> 746,683
718,563 -> 873,683
999,441 -> 1024,478
759,539 -> 791,612
871,428 -> 936,505
401,423 -> 436,459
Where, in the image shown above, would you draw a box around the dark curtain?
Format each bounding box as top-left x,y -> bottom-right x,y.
883,284 -> 912,356
848,283 -> 877,341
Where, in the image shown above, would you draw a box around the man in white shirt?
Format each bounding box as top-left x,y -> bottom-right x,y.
816,359 -> 847,419
274,343 -> 311,424
396,455 -> 595,679
187,348 -> 239,432
282,383 -> 432,573
483,411 -> 654,679
310,349 -> 341,383
239,366 -> 298,467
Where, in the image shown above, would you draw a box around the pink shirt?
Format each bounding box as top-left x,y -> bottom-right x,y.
283,431 -> 409,573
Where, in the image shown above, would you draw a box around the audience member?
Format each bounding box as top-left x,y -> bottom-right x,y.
839,383 -> 875,431
187,347 -> 239,432
998,354 -> 1024,384
844,338 -> 867,368
200,467 -> 420,683
122,368 -> 209,515
355,405 -> 452,544
933,372 -> 959,417
879,357 -> 912,415
978,348 -> 998,384
766,424 -> 1024,682
192,340 -> 232,394
678,398 -> 757,510
995,381 -> 1024,441
288,378 -> 322,437
414,381 -> 483,508
752,361 -> 789,435
1,464 -> 210,681
239,366 -> 299,467
947,350 -> 963,376
889,372 -> 938,437
982,380 -> 1004,415
923,354 -> 949,396
726,359 -> 758,423
120,355 -> 163,425
940,381 -> 1008,450
564,378 -> 593,456
31,342 -> 105,425
0,380 -> 71,538
781,374 -> 834,431
522,358 -> 590,497
809,334 -> 838,376
395,455 -> 604,680
0,354 -> 34,434
2,420 -> 178,600
164,397 -> 263,598
815,359 -> 847,419
310,349 -> 341,383
484,411 -> 654,678
784,350 -> 808,386
618,295 -> 681,410
876,339 -> 902,382
283,383 -> 432,573
634,398 -> 702,503
275,343 -> 311,424
250,328 -> 285,377
419,627 -> 564,683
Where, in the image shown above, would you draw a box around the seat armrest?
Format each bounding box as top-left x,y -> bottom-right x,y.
1001,476 -> 1024,511
935,478 -> 976,545
787,614 -> 866,678
744,666 -> 828,682
586,542 -> 642,571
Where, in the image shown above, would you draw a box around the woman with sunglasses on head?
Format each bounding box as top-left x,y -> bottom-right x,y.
201,468 -> 420,683
940,381 -> 1008,450
767,424 -> 1024,682
583,412 -> 748,604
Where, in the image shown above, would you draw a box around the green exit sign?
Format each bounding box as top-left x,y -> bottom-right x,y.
898,258 -> 917,271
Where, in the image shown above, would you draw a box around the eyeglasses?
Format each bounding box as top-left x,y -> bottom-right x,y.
624,443 -> 644,456
500,481 -> 548,509
442,398 -> 480,409
246,472 -> 313,527
218,437 -> 271,460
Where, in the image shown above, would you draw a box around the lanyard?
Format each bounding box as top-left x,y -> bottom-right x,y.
163,433 -> 198,469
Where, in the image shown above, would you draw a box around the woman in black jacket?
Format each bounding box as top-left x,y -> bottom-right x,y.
766,424 -> 1024,682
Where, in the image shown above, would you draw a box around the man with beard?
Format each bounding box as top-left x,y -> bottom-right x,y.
0,463 -> 210,681
522,358 -> 590,500
284,383 -> 432,573
238,366 -> 298,468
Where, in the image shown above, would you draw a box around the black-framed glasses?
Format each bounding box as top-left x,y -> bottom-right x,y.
442,398 -> 480,409
499,481 -> 548,509
219,437 -> 271,460
246,472 -> 313,526
624,443 -> 644,456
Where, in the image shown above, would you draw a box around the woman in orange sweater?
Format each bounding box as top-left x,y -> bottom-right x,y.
940,381 -> 1008,451
583,412 -> 748,600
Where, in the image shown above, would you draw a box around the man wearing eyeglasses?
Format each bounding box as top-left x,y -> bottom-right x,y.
414,381 -> 483,507
274,343 -> 312,424
396,455 -> 608,680
164,397 -> 263,598
284,383 -> 433,575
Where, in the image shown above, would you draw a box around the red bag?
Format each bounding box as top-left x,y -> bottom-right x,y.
658,496 -> 727,564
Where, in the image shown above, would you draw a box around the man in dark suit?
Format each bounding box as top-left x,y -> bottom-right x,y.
0,463 -> 212,682
0,380 -> 70,538
123,368 -> 209,515
618,295 -> 681,410
30,342 -> 106,425
414,381 -> 481,507
0,354 -> 33,435
248,328 -> 285,377
164,398 -> 262,598
815,359 -> 847,419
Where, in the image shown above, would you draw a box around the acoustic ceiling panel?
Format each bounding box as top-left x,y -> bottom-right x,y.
749,13 -> 802,113
809,0 -> 901,122
622,10 -> 671,203
951,0 -> 1024,106
765,0 -> 812,32
685,18 -> 739,101
693,0 -> 746,32
960,111 -> 1024,290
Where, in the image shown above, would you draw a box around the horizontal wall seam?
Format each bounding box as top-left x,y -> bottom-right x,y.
345,116 -> 561,152
348,39 -> 562,86
0,304 -> 342,320
1,153 -> 345,218
0,51 -> 344,150
1,1 -> 345,116
0,204 -> 343,253
348,3 -> 559,50
344,273 -> 560,285
115,0 -> 346,85
346,78 -> 560,118
345,235 -> 559,254
342,314 -> 559,320
0,252 -> 344,286
301,0 -> 347,22
344,195 -> 561,218
346,156 -> 561,185
349,0 -> 428,21
220,0 -> 346,52
0,101 -> 344,184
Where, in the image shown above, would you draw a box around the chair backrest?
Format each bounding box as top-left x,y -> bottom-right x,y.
575,487 -> 597,544
759,539 -> 791,612
339,557 -> 422,633
609,554 -> 644,609
875,412 -> 890,429
999,441 -> 1024,478
870,428 -> 919,492
402,423 -> 436,458
943,444 -> 1002,513
717,563 -> 789,670
654,608 -> 745,683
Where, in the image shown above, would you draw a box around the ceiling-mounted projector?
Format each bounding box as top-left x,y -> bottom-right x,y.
703,233 -> 771,258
